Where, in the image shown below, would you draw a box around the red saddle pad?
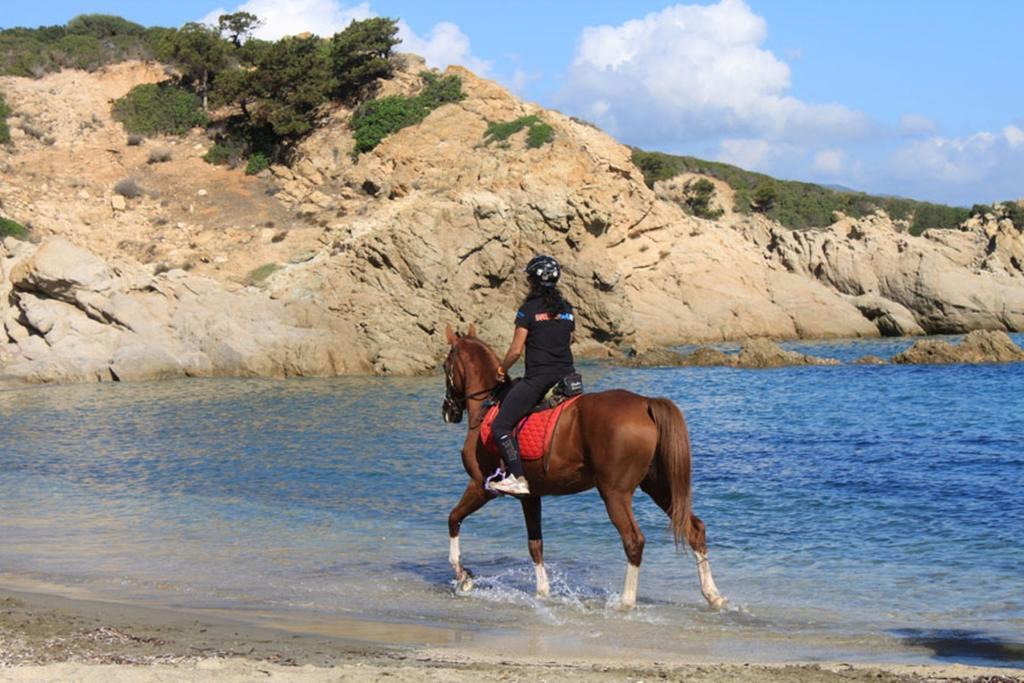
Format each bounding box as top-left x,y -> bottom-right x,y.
480,396 -> 581,461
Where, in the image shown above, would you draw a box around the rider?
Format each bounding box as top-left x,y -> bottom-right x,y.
488,254 -> 576,497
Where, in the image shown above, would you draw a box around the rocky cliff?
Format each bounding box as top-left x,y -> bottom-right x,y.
1,57 -> 1022,383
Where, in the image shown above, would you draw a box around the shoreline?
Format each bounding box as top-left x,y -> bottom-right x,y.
3,331 -> 1024,393
2,584 -> 1022,682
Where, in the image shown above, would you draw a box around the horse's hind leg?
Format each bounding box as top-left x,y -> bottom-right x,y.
448,481 -> 489,593
686,513 -> 726,609
520,496 -> 549,597
599,488 -> 645,608
641,479 -> 726,610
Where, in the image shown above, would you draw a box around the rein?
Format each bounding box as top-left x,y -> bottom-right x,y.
444,343 -> 498,429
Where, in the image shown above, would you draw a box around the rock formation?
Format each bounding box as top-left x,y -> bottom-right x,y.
892,330 -> 1024,364
1,237 -> 362,383
2,57 -> 1023,384
620,339 -> 838,369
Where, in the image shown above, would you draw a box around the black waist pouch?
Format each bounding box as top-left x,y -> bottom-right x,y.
558,373 -> 584,396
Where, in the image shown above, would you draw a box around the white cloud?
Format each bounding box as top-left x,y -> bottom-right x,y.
813,148 -> 845,175
200,0 -> 371,39
1004,124 -> 1024,149
890,132 -> 999,184
716,138 -> 805,171
899,113 -> 938,137
559,0 -> 871,146
396,20 -> 491,73
200,1 -> 486,72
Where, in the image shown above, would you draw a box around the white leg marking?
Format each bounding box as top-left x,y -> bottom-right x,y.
534,563 -> 550,598
449,535 -> 461,569
450,535 -> 473,592
621,563 -> 640,608
695,551 -> 726,609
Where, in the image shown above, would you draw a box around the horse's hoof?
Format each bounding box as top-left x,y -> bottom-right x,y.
456,576 -> 475,593
535,589 -> 550,599
708,596 -> 727,611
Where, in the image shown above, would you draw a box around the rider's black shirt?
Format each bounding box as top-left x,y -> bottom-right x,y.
515,296 -> 575,378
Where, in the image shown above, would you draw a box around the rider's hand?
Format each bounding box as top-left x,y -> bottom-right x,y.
496,366 -> 506,383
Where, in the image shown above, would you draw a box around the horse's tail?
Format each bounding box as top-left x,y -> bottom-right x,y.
648,397 -> 693,548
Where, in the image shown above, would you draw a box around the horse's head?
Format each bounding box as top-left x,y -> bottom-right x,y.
441,323 -> 490,424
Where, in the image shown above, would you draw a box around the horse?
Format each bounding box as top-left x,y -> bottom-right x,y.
441,323 -> 726,610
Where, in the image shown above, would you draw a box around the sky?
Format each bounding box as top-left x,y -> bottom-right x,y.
3,0 -> 1023,206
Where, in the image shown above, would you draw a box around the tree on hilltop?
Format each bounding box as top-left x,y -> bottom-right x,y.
751,183 -> 777,213
330,17 -> 400,99
243,35 -> 335,138
217,12 -> 263,48
159,22 -> 229,109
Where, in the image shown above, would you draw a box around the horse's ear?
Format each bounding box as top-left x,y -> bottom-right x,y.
445,323 -> 459,345
466,323 -> 477,338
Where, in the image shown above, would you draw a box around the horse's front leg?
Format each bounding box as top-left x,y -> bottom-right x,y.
520,496 -> 549,597
448,480 -> 489,593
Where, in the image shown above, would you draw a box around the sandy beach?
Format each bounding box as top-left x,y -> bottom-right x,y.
1,586 -> 1021,682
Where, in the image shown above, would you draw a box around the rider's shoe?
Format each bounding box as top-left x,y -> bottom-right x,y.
487,473 -> 531,496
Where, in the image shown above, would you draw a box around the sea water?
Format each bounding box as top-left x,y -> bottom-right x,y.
1,336 -> 1022,665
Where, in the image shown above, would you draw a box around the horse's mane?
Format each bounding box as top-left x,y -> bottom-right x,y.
456,335 -> 500,367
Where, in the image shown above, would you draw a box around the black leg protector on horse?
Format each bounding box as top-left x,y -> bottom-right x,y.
498,434 -> 525,478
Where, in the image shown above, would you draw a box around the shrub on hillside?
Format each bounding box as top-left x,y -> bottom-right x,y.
0,15 -> 161,77
126,134 -> 144,146
112,82 -> 207,135
483,115 -> 555,149
0,216 -> 29,240
52,34 -> 105,71
352,72 -> 464,154
0,92 -> 11,144
114,178 -> 143,198
245,152 -> 270,175
751,183 -> 777,212
631,148 -> 969,232
681,178 -> 724,219
147,148 -> 172,163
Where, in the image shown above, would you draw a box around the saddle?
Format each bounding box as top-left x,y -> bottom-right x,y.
486,372 -> 584,413
479,373 -> 584,463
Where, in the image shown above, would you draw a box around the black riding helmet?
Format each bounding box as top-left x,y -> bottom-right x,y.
524,254 -> 560,288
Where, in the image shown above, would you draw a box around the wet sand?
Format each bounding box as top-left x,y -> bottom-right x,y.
1,587 -> 1022,682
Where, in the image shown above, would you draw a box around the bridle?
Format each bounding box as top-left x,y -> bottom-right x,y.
443,342 -> 497,426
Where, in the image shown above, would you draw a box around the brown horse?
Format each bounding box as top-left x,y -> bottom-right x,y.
442,324 -> 726,610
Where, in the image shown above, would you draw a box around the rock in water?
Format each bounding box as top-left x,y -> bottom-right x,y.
735,338 -> 839,368
893,330 -> 1024,364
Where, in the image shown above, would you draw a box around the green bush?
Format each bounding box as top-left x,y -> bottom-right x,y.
245,151 -> 270,175
0,216 -> 29,240
203,140 -> 243,166
483,115 -> 554,149
631,148 -> 969,232
0,92 -> 10,145
351,72 -> 464,154
1,16 -> 159,77
681,178 -> 724,219
66,14 -> 146,39
203,118 -> 276,169
526,122 -> 554,148
112,82 -> 208,135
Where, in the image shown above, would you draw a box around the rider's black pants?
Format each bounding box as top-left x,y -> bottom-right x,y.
492,373 -> 562,441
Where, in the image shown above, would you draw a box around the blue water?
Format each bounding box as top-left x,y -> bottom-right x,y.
1,336 -> 1022,665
